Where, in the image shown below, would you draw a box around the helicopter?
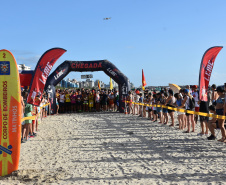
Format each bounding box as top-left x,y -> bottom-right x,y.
103,17 -> 111,20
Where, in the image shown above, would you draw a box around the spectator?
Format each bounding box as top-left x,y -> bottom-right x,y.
152,94 -> 157,122
174,93 -> 185,130
147,93 -> 153,120
215,86 -> 226,142
133,90 -> 140,115
179,89 -> 195,133
162,92 -> 169,125
192,85 -> 200,124
211,84 -> 218,105
24,99 -> 33,141
165,89 -> 175,127
156,93 -> 163,123
59,90 -> 65,113
207,105 -> 218,140
95,91 -> 100,111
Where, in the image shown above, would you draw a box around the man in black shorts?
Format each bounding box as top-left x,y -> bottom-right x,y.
199,100 -> 209,135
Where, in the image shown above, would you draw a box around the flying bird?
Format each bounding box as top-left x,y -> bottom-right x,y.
103,17 -> 111,20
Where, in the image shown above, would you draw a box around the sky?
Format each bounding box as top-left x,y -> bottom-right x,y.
1,0 -> 226,87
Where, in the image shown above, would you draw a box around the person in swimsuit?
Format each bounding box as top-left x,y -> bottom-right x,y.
156,93 -> 163,123
133,90 -> 140,115
147,93 -> 153,120
174,93 -> 185,130
215,86 -> 226,142
180,89 -> 187,129
207,105 -> 226,140
179,89 -> 195,133
162,92 -> 169,125
165,89 -> 175,126
152,94 -> 157,122
211,84 -> 219,105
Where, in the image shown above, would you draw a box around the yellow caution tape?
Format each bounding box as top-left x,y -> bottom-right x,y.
21,103 -> 50,122
40,103 -> 50,108
21,116 -> 36,122
125,101 -> 226,119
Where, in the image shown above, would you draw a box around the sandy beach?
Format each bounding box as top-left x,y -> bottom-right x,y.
1,112 -> 226,185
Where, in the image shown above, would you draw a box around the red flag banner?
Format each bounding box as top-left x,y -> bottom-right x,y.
19,73 -> 33,87
98,80 -> 101,89
142,69 -> 147,90
199,46 -> 223,101
27,48 -> 66,105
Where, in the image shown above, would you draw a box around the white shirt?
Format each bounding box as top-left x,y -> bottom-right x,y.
192,91 -> 199,107
31,91 -> 36,99
185,95 -> 190,110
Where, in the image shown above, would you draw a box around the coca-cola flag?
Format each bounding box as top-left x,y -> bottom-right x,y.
199,46 -> 223,101
27,48 -> 66,105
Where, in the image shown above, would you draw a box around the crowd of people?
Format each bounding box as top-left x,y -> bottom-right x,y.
126,84 -> 226,143
21,84 -> 226,144
56,88 -> 119,113
21,90 -> 49,143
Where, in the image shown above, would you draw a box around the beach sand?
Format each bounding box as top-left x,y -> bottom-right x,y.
1,112 -> 226,185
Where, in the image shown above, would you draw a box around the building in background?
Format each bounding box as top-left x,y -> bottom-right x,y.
94,80 -> 105,89
60,78 -> 78,88
18,64 -> 31,73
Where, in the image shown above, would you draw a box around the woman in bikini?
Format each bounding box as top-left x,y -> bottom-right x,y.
162,92 -> 169,124
215,86 -> 226,142
179,89 -> 195,133
165,89 -> 175,127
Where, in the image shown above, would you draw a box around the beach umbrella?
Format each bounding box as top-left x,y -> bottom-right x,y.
169,83 -> 181,93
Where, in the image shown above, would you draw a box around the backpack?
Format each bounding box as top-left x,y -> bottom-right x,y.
189,97 -> 195,110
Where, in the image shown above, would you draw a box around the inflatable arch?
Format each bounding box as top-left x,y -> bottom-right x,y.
45,60 -> 129,114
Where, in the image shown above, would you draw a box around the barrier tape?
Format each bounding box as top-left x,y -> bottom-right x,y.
21,103 -> 50,122
126,101 -> 226,119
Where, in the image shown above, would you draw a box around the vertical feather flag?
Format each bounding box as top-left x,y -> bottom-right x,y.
27,48 -> 66,105
110,78 -> 113,90
199,46 -> 223,101
98,80 -> 101,90
142,69 -> 147,90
